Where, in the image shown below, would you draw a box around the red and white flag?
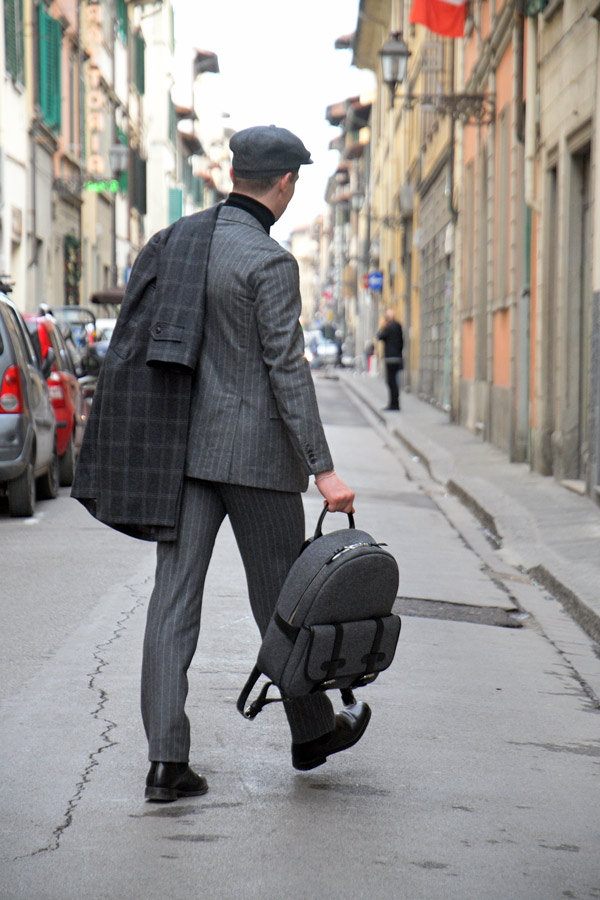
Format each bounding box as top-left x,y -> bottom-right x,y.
409,0 -> 467,37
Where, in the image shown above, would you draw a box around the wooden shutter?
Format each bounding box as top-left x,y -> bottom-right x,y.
4,0 -> 25,84
38,6 -> 62,131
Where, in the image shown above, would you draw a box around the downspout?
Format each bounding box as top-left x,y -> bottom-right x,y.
524,16 -> 540,215
28,3 -> 40,271
522,14 -> 539,461
443,43 -> 458,411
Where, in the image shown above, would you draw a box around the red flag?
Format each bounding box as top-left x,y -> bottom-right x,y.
410,0 -> 467,37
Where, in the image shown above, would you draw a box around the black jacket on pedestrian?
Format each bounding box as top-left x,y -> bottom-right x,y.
377,320 -> 404,361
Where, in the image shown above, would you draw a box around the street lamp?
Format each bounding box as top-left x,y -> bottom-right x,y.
379,32 -> 411,104
379,31 -> 494,124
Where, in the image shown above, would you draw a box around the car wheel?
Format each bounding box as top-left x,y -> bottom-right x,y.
7,460 -> 36,517
58,434 -> 75,486
37,443 -> 59,500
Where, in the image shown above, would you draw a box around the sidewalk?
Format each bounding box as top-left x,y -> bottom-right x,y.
339,369 -> 600,645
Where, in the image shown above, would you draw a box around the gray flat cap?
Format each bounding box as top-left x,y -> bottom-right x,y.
230,125 -> 313,178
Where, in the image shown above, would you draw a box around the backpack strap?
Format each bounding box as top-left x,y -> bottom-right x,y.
237,666 -> 282,719
321,622 -> 346,682
360,617 -> 386,672
351,617 -> 386,688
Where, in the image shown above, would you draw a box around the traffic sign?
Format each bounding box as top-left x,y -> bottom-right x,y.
367,271 -> 384,291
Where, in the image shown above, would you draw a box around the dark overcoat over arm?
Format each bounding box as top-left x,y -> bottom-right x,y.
71,205 -> 219,540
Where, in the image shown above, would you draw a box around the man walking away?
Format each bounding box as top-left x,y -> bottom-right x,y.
377,309 -> 404,411
72,124 -> 371,803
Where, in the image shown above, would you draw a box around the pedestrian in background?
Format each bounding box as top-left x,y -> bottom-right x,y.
377,309 -> 404,411
72,125 -> 371,803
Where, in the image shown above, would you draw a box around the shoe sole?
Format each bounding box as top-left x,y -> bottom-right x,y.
145,783 -> 209,803
293,705 -> 372,772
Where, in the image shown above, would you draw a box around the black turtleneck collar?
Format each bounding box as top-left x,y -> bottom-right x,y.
224,192 -> 275,234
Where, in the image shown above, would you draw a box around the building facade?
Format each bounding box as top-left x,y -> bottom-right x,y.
340,0 -> 599,505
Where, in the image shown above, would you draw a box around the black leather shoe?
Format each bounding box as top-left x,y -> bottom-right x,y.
145,762 -> 208,802
291,701 -> 371,771
382,405 -> 400,411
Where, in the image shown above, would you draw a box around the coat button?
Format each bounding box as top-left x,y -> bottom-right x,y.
155,325 -> 162,334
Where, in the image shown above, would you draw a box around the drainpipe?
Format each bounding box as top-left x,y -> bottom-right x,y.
520,14 -> 539,462
524,16 -> 540,214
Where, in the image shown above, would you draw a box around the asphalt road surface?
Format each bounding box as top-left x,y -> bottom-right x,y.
1,374 -> 599,900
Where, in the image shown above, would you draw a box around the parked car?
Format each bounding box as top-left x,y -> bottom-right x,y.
51,306 -> 96,348
94,317 -> 117,343
303,329 -> 340,369
24,314 -> 86,486
0,294 -> 58,516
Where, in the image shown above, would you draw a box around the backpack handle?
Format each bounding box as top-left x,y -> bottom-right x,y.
314,504 -> 355,539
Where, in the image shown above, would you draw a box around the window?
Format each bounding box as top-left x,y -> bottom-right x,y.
4,0 -> 25,85
38,6 -> 62,132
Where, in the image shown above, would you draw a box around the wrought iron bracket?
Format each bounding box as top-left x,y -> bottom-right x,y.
401,92 -> 496,125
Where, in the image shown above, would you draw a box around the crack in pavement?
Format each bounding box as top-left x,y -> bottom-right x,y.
21,577 -> 150,859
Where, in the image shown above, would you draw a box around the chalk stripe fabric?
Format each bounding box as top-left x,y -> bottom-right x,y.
141,478 -> 335,761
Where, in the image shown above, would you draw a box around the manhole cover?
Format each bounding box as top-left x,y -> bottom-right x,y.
393,596 -> 527,628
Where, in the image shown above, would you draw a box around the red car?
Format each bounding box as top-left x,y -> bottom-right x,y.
24,314 -> 86,486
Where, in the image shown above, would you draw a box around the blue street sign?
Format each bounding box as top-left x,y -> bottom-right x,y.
367,270 -> 384,291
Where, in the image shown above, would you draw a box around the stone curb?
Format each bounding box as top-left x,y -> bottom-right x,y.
339,372 -> 600,646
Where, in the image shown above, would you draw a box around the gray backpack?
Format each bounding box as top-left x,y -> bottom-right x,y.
237,507 -> 401,719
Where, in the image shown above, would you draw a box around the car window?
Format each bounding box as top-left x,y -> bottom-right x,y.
6,306 -> 37,368
53,324 -> 75,375
46,324 -> 63,365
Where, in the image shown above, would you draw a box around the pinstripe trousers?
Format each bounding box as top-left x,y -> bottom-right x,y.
141,477 -> 336,761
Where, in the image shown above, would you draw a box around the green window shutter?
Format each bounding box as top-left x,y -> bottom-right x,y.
134,32 -> 145,95
168,187 -> 182,224
192,176 -> 204,207
4,0 -> 25,84
38,6 -> 62,132
117,0 -> 128,43
133,155 -> 147,215
182,158 -> 193,192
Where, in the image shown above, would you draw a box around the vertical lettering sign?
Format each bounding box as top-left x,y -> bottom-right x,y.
86,1 -> 105,176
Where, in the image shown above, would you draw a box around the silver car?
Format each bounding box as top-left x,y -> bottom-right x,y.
0,293 -> 58,516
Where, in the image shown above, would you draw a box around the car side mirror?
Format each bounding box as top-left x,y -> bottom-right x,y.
42,346 -> 56,378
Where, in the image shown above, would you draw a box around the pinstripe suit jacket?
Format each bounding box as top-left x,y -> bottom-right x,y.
185,205 -> 333,491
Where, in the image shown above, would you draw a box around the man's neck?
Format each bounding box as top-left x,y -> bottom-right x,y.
225,193 -> 275,234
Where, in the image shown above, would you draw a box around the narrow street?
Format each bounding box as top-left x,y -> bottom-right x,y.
1,375 -> 599,900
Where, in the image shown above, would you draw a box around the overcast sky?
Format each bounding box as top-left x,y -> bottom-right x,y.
172,0 -> 375,240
